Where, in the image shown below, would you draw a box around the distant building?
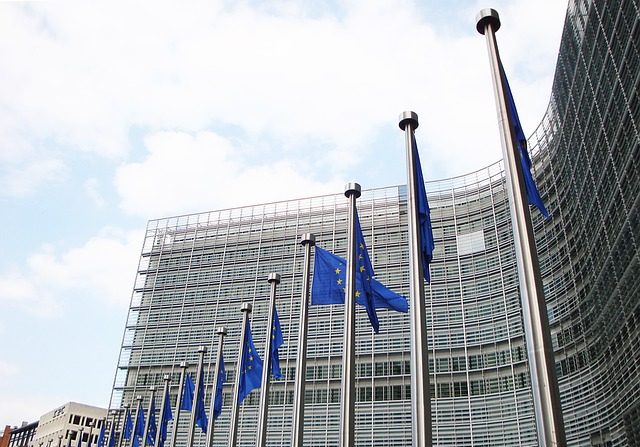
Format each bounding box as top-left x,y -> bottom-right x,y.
0,423 -> 38,447
30,403 -> 107,447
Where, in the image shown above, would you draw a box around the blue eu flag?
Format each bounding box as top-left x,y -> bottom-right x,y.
107,424 -> 116,447
238,321 -> 263,404
159,388 -> 173,447
270,307 -> 284,380
412,134 -> 436,283
213,354 -> 226,420
146,397 -> 157,445
501,62 -> 550,219
97,425 -> 106,447
133,406 -> 145,447
354,212 -> 378,332
123,408 -> 133,440
311,214 -> 408,332
195,373 -> 208,433
180,373 -> 195,411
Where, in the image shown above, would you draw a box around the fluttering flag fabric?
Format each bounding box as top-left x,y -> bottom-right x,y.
213,355 -> 226,420
270,308 -> 284,379
412,134 -> 436,282
354,212 -> 378,332
146,397 -> 157,445
500,62 -> 550,219
158,388 -> 173,447
195,373 -> 208,433
311,213 -> 408,333
180,374 -> 195,411
133,407 -> 145,447
97,424 -> 106,447
123,409 -> 133,440
311,247 -> 408,312
238,321 -> 263,404
107,423 -> 116,447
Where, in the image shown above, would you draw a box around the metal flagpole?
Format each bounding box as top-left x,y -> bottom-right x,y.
87,422 -> 95,447
58,434 -> 63,447
187,347 -> 207,447
476,8 -> 566,447
291,233 -> 315,447
109,411 -> 118,447
256,273 -> 281,447
339,182 -> 361,447
206,327 -> 227,447
399,111 -> 432,447
117,405 -> 129,447
78,427 -> 85,447
130,396 -> 143,447
228,303 -> 253,447
142,387 -> 156,447
169,362 -> 189,447
154,376 -> 171,447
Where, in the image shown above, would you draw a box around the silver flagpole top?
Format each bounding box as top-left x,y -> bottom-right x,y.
398,111 -> 418,130
149,386 -> 156,392
136,396 -> 143,401
179,361 -> 188,369
344,182 -> 361,198
198,346 -> 207,353
216,326 -> 228,336
163,374 -> 170,381
300,233 -> 316,246
268,272 -> 281,284
476,8 -> 500,34
241,302 -> 252,312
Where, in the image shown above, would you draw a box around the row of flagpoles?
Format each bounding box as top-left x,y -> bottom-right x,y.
96,8 -> 563,447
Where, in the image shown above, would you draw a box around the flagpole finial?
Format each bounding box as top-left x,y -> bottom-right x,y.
149,386 -> 156,392
136,396 -> 143,401
300,233 -> 316,246
344,182 -> 361,199
179,361 -> 188,369
198,346 -> 207,353
241,302 -> 252,313
398,111 -> 418,130
476,8 -> 500,34
163,374 -> 170,382
268,272 -> 281,284
216,326 -> 228,336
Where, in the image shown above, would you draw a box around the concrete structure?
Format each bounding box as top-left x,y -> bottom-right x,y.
110,0 -> 640,445
0,423 -> 38,447
31,403 -> 107,447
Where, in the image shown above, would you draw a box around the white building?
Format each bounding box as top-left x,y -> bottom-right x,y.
31,403 -> 107,447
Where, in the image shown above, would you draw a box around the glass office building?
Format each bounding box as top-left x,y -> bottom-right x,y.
110,0 -> 640,445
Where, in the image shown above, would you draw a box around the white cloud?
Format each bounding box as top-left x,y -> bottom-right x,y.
0,228 -> 142,316
84,177 -> 105,208
0,0 -> 566,197
1,159 -> 67,197
0,360 -> 19,378
115,130 -> 344,217
0,276 -> 36,302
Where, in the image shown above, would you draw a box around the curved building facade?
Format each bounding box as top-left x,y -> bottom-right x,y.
110,0 -> 640,445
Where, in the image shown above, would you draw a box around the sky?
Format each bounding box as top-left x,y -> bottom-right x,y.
0,0 -> 567,426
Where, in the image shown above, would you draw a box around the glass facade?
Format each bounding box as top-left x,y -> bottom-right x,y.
527,0 -> 640,445
110,0 -> 640,445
